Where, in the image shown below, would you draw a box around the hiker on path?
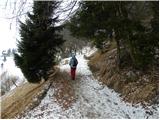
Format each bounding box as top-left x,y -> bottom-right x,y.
69,54 -> 78,80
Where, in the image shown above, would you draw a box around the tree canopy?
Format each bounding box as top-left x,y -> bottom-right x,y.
68,1 -> 159,69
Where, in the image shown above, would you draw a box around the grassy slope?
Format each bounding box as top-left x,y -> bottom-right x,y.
88,42 -> 159,105
0,80 -> 49,118
0,67 -> 58,119
0,67 -> 76,118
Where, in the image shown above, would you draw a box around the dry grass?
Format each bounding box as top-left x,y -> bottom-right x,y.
88,51 -> 103,73
108,40 -> 117,51
88,43 -> 159,105
88,40 -> 117,73
0,66 -> 76,118
0,67 -> 59,119
1,71 -> 22,96
0,80 -> 47,119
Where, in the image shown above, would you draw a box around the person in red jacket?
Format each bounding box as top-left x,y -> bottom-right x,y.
69,54 -> 78,80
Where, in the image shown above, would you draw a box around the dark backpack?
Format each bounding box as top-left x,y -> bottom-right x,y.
72,58 -> 77,66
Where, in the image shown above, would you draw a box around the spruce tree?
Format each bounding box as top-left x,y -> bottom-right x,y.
14,1 -> 64,83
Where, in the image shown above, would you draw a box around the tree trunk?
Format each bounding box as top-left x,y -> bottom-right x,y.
115,38 -> 121,70
127,39 -> 137,69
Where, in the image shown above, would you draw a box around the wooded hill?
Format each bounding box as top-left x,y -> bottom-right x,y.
66,1 -> 159,105
68,1 -> 158,70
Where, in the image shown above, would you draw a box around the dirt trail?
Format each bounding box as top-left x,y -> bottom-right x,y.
17,54 -> 158,119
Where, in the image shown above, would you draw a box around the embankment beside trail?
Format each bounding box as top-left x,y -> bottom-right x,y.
0,67 -> 58,119
1,67 -> 76,119
0,79 -> 51,119
88,48 -> 159,106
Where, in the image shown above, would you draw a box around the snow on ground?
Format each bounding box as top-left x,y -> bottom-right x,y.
0,56 -> 26,93
19,47 -> 159,119
0,56 -> 24,78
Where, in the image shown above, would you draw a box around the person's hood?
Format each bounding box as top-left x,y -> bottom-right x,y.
71,54 -> 75,58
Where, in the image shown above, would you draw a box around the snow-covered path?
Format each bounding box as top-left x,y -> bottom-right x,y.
19,49 -> 159,119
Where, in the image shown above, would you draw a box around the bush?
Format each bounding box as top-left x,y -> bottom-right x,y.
1,71 -> 19,96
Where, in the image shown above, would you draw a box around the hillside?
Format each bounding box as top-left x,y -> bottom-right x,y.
1,78 -> 51,118
1,47 -> 158,119
0,1 -> 159,119
88,43 -> 159,106
0,55 -> 26,96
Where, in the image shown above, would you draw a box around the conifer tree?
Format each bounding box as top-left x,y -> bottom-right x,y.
14,1 -> 64,83
68,1 -> 158,70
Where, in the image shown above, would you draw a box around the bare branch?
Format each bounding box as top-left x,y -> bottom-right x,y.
57,0 -> 79,23
4,11 -> 31,19
4,0 -> 8,9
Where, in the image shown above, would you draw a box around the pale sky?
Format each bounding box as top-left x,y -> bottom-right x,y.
0,0 -> 32,52
0,0 -> 79,52
0,7 -> 16,51
0,18 -> 17,50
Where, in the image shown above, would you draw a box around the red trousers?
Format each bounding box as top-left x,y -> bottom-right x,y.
70,68 -> 76,80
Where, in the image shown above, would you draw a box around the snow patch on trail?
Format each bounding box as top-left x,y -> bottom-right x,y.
72,76 -> 158,119
20,47 -> 159,119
